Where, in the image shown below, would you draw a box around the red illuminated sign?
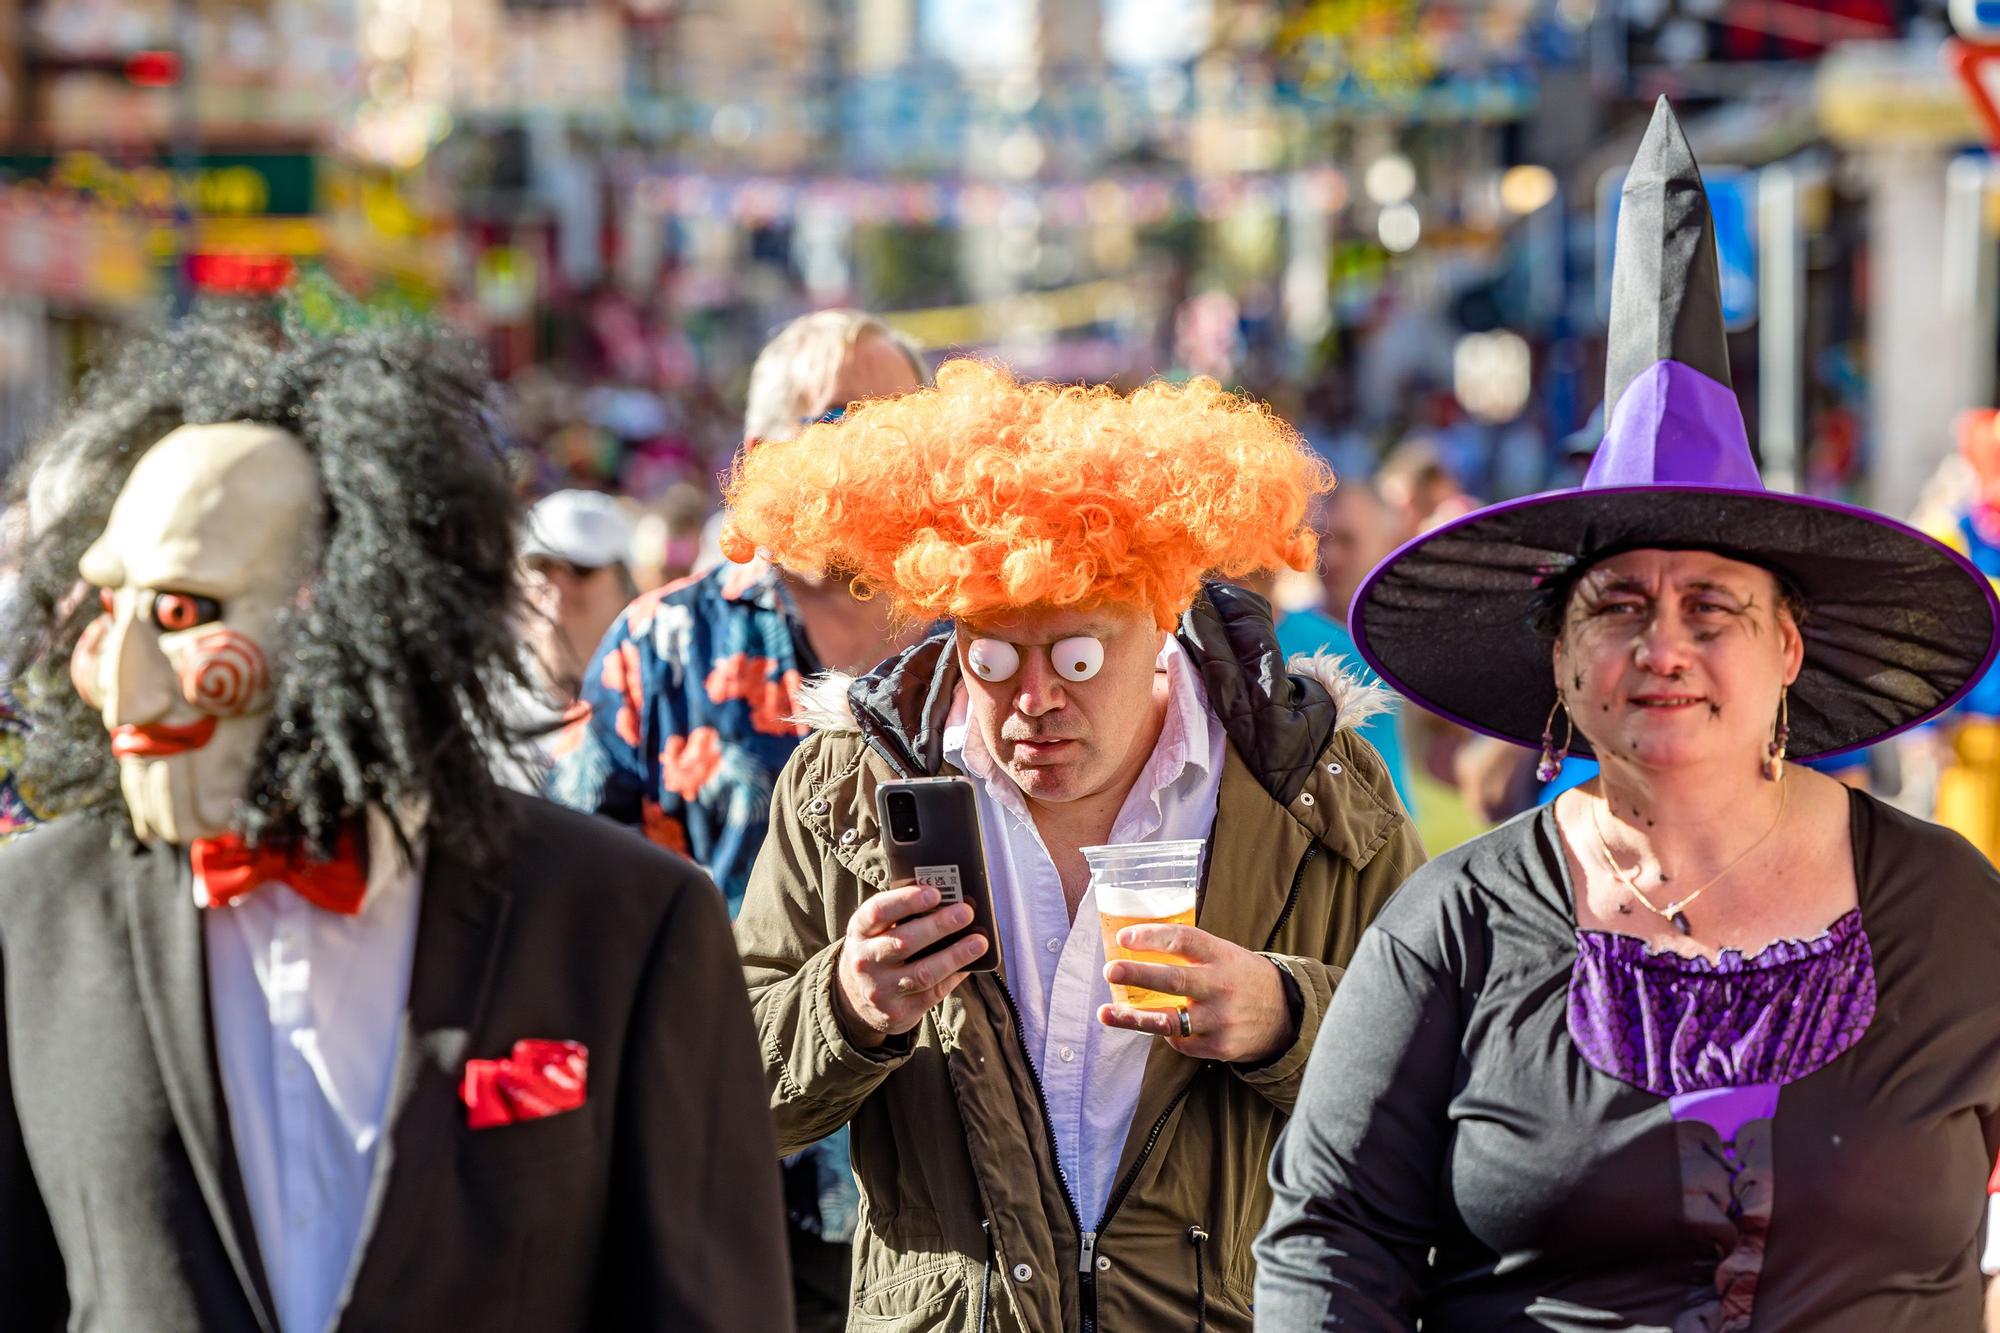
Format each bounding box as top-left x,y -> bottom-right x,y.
124,51 -> 182,87
187,253 -> 295,294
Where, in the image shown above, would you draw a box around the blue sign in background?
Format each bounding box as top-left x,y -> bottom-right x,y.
1597,167 -> 1758,331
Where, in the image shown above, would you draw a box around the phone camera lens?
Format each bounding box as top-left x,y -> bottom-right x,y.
886,791 -> 922,843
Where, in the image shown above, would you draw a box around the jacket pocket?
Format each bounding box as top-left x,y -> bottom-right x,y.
457,1104 -> 601,1207
849,1255 -> 973,1331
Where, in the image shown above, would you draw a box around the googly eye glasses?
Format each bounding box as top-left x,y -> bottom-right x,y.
965,636 -> 1105,684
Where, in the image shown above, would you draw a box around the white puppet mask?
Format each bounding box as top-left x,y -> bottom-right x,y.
73,423 -> 322,845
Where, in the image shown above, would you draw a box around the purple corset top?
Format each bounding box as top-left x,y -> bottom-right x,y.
1567,908 -> 1877,1100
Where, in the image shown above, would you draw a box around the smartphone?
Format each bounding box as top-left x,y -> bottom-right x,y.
875,776 -> 1001,973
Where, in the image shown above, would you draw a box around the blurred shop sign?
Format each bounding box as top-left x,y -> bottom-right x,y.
0,150 -> 317,216
1623,0 -> 1900,68
1947,39 -> 2000,149
0,192 -> 154,310
1817,42 -> 1982,146
1597,167 -> 1758,330
884,278 -> 1140,349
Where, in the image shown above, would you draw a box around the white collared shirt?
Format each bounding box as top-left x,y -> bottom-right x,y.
943,636 -> 1226,1230
203,812 -> 423,1333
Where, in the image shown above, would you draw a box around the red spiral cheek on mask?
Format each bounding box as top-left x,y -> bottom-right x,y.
178,629 -> 269,716
70,615 -> 110,708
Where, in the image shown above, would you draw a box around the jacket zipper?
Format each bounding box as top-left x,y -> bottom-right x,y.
993,982 -> 1090,1329
978,1218 -> 993,1331
1074,842 -> 1315,1328
1263,843 -> 1316,951
1070,844 -> 1317,1328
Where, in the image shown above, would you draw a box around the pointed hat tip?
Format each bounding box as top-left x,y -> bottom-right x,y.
1629,96 -> 1701,188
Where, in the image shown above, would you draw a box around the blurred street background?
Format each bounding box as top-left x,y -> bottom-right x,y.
3,0 -> 1995,848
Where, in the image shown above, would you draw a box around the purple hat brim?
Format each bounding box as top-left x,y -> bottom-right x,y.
1348,483 -> 2000,761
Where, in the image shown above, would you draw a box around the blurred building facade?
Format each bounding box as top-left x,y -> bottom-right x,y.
2,0 -> 1999,529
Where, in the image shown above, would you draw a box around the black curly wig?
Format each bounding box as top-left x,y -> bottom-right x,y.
5,315 -> 537,868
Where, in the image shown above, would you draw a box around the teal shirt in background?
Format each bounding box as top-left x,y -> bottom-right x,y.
1273,608 -> 1414,811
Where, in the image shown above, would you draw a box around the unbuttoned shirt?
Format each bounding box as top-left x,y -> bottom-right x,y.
943,635 -> 1225,1230
202,812 -> 423,1333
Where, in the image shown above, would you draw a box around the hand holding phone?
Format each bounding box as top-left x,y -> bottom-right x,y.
834,884 -> 989,1049
833,777 -> 1002,1049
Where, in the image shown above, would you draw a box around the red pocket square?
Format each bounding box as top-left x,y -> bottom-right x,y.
461,1039 -> 589,1130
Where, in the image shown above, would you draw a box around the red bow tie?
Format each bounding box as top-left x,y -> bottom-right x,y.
189,828 -> 369,916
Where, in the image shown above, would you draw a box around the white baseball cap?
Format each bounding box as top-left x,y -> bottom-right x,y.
522,490 -> 634,569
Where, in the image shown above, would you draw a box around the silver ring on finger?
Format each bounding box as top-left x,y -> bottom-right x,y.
896,974 -> 920,994
1176,1006 -> 1193,1039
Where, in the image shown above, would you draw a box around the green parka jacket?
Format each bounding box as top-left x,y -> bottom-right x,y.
734,585 -> 1427,1332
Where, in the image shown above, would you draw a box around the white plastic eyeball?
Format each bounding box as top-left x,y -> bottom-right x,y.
1051,636 -> 1105,682
966,638 -> 1021,683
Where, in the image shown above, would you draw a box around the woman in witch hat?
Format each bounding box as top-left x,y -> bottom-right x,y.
1252,99 -> 2000,1331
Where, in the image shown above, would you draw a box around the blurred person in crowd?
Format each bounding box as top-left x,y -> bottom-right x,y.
1916,408 -> 2000,861
1314,477 -> 1402,626
552,307 -> 929,1332
1549,403 -> 1606,489
521,489 -> 638,704
1371,443 -> 1503,849
1377,436 -> 1476,538
694,308 -> 932,574
1260,101 -> 2000,1331
727,362 -> 1422,1331
1233,559 -> 1412,810
0,318 -> 790,1331
629,481 -> 712,592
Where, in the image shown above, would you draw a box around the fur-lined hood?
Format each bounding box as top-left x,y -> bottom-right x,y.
792,582 -> 1401,821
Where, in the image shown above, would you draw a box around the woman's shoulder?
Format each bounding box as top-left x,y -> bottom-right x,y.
1367,806 -> 1561,960
1850,786 -> 2000,905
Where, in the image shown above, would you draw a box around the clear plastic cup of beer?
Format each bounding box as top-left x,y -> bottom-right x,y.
1084,839 -> 1205,1011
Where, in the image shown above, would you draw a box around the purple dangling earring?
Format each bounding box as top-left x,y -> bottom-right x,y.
1764,687 -> 1790,782
1537,696 -> 1573,782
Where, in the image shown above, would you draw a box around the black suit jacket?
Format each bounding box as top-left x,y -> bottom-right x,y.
0,791 -> 792,1332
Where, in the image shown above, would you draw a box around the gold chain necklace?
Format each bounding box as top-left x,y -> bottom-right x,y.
1588,780 -> 1788,935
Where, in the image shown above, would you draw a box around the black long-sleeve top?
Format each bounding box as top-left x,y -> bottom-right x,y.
1254,789 -> 2000,1331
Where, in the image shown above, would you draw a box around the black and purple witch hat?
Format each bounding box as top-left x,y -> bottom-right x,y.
1349,98 -> 1999,759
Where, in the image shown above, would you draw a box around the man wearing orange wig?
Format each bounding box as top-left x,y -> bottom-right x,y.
729,360 -> 1425,1331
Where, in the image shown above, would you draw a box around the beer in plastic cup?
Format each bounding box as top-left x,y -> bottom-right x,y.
1084,840 -> 1205,1011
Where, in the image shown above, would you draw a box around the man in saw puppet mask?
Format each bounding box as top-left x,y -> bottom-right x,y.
0,318 -> 790,1333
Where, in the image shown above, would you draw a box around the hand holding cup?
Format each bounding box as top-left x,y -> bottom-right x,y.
1098,923 -> 1292,1063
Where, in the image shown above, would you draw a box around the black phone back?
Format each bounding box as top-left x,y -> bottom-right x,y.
875,776 -> 1000,972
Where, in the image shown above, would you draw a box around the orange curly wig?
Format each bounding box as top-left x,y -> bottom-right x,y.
719,360 -> 1334,630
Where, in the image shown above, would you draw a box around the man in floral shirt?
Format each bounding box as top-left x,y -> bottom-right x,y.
554,554 -> 823,907
551,309 -> 928,1331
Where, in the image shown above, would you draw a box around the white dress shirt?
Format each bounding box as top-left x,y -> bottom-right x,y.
202,811 -> 424,1333
943,636 -> 1225,1231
